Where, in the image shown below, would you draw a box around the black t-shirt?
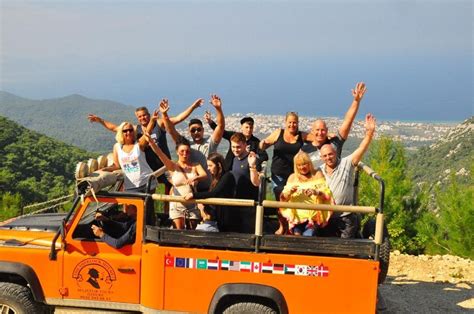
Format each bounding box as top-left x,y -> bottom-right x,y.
208,120 -> 268,171
301,132 -> 345,169
231,154 -> 259,201
271,129 -> 304,179
136,123 -> 171,171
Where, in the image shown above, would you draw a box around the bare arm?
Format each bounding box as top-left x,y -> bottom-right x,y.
351,113 -> 376,166
209,94 -> 225,144
339,82 -> 367,140
143,131 -> 177,171
300,131 -> 310,142
138,109 -> 159,149
159,99 -> 182,143
87,114 -> 118,132
102,144 -> 121,172
279,174 -> 298,201
248,152 -> 261,187
167,98 -> 203,125
259,129 -> 281,150
192,164 -> 208,184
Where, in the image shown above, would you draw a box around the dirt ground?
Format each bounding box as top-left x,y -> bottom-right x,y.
379,251 -> 473,313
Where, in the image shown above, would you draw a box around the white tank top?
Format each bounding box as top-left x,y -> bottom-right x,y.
116,143 -> 153,189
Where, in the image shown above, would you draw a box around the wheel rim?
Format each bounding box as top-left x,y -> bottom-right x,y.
0,304 -> 17,314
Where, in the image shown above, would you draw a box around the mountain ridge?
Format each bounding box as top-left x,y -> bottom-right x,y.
409,116 -> 473,186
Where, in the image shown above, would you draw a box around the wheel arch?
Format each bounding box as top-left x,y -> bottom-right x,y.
208,283 -> 288,314
0,261 -> 45,302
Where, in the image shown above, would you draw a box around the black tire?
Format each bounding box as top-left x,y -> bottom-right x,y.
0,282 -> 48,314
362,218 -> 390,284
222,302 -> 277,314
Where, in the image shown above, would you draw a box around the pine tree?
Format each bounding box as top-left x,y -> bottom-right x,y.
359,136 -> 426,253
419,167 -> 473,259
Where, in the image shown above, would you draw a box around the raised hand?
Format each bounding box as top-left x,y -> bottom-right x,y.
192,98 -> 204,109
88,114 -> 102,123
352,82 -> 367,102
159,99 -> 170,115
151,108 -> 160,121
365,113 -> 376,134
248,151 -> 258,168
204,110 -> 212,123
210,94 -> 222,109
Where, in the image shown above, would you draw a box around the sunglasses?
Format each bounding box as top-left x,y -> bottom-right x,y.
190,127 -> 203,133
123,129 -> 134,134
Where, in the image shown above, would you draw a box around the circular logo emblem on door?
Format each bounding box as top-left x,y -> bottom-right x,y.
72,258 -> 117,290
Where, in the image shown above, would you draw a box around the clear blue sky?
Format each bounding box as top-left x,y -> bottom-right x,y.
1,0 -> 472,120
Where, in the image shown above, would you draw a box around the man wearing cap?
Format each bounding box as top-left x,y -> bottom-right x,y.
205,115 -> 268,171
302,82 -> 367,168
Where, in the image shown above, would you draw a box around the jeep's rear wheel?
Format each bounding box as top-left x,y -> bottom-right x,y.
222,301 -> 277,314
0,282 -> 47,314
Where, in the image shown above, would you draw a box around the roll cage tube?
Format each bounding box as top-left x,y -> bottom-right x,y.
255,162 -> 268,252
49,196 -> 81,261
357,161 -> 385,261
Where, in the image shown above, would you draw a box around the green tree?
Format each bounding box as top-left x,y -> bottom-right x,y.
0,192 -> 22,221
419,170 -> 473,259
359,136 -> 427,254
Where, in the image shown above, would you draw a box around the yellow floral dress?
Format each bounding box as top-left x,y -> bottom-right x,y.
280,177 -> 333,230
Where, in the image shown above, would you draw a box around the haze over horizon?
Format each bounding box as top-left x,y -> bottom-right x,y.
1,0 -> 472,121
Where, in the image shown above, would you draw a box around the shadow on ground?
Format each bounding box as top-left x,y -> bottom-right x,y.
379,275 -> 473,313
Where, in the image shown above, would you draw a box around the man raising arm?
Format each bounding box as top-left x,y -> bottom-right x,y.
303,82 -> 367,168
319,113 -> 376,239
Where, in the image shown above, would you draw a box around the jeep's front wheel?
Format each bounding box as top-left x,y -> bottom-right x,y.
0,282 -> 47,314
222,301 -> 277,314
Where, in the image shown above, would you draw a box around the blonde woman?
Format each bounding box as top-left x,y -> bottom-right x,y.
104,122 -> 157,192
259,112 -> 311,234
279,151 -> 333,236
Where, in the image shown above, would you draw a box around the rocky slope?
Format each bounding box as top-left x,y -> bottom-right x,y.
410,116 -> 473,186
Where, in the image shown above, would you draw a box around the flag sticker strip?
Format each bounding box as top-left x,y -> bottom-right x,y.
164,256 -> 329,277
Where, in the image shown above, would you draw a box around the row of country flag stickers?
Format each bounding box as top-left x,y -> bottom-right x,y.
165,256 -> 329,277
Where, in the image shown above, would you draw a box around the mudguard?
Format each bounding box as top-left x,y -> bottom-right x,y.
0,261 -> 45,302
208,283 -> 288,314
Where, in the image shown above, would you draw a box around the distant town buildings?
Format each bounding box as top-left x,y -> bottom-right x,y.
176,113 -> 455,149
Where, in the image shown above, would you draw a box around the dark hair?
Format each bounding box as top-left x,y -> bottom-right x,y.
207,153 -> 226,190
175,136 -> 191,151
240,117 -> 254,125
230,132 -> 246,144
135,106 -> 149,114
188,118 -> 203,127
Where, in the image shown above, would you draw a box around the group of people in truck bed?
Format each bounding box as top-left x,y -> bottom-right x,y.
87,82 -> 376,245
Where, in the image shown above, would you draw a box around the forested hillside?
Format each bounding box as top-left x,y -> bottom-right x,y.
0,91 -> 135,152
409,116 -> 473,186
0,116 -> 90,217
359,117 -> 472,258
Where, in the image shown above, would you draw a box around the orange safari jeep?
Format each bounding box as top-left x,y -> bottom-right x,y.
0,162 -> 389,313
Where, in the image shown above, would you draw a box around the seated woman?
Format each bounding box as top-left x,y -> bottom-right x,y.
103,121 -> 157,193
184,153 -> 236,232
279,151 -> 333,236
146,134 -> 208,230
